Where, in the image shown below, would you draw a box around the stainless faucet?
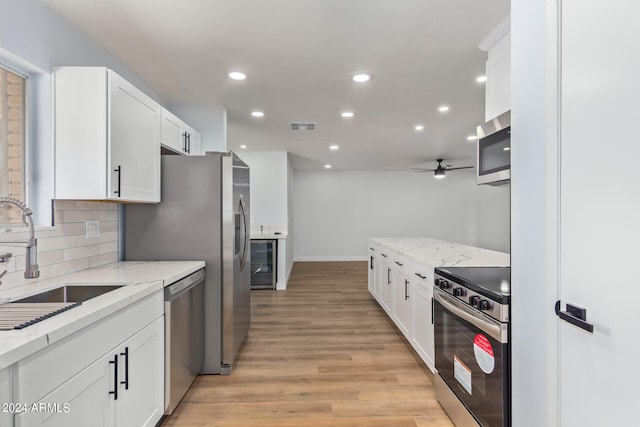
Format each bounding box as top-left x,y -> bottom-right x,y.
0,197 -> 40,279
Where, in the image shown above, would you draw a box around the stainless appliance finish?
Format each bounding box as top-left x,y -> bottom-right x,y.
476,110 -> 510,186
433,267 -> 511,427
164,268 -> 205,414
125,152 -> 250,375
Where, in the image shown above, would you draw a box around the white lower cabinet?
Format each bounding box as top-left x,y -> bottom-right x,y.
378,254 -> 393,316
16,353 -> 114,427
368,247 -> 376,296
393,271 -> 412,337
1,367 -> 13,427
412,283 -> 435,371
367,240 -> 436,373
114,317 -> 164,427
14,292 -> 164,427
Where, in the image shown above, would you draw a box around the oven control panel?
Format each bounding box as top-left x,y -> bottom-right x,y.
434,275 -> 509,322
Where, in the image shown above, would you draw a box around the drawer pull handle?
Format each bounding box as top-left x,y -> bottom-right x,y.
414,273 -> 426,279
395,261 -> 403,266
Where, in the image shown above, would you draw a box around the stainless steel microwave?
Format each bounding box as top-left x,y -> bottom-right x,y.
477,110 -> 510,186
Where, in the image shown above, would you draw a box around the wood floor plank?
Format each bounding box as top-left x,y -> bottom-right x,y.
162,261 -> 453,427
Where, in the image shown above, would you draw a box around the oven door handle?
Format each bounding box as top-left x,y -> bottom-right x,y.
434,289 -> 507,343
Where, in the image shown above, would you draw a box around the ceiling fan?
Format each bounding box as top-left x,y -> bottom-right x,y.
412,159 -> 474,179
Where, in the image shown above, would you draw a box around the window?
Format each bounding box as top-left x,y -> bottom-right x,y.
0,65 -> 26,225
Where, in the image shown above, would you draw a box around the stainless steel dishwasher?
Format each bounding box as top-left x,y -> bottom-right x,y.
164,268 -> 205,415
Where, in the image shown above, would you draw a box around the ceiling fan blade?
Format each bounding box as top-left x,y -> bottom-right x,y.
446,166 -> 474,171
411,168 -> 436,172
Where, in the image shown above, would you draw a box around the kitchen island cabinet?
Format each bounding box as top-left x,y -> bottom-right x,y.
377,249 -> 393,316
54,67 -> 161,202
368,237 -> 509,372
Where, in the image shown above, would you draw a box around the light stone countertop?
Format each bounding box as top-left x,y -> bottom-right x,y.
369,237 -> 510,268
250,232 -> 287,239
0,260 -> 204,369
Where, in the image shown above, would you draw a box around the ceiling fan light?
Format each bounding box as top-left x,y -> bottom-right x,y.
434,169 -> 446,179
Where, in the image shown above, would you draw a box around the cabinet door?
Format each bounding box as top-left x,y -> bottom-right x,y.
0,368 -> 12,427
15,353 -> 115,427
115,317 -> 164,427
109,71 -> 161,202
161,108 -> 185,154
379,259 -> 393,316
373,254 -> 381,300
393,272 -> 412,338
412,284 -> 435,372
186,128 -> 202,156
368,249 -> 375,296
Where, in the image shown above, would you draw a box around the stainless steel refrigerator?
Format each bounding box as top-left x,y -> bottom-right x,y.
124,152 -> 250,374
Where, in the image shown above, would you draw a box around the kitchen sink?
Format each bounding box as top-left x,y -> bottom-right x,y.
12,284 -> 125,304
0,284 -> 127,331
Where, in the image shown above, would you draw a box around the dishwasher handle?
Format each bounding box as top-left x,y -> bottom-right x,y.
164,269 -> 205,301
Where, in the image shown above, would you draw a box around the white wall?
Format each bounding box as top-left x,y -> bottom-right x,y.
511,0 -> 559,425
236,151 -> 289,233
293,170 -> 510,260
285,154 -> 295,281
170,103 -> 227,152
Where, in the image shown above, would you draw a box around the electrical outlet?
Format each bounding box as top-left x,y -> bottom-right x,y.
85,220 -> 100,239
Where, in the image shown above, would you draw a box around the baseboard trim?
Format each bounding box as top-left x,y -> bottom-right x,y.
293,256 -> 368,262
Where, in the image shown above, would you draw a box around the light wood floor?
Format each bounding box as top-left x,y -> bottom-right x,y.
162,261 -> 454,427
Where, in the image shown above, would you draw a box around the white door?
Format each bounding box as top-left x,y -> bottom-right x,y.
559,2 -> 640,425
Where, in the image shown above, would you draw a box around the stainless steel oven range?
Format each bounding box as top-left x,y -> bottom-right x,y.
433,267 -> 510,427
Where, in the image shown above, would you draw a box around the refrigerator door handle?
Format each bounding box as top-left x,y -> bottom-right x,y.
239,196 -> 249,271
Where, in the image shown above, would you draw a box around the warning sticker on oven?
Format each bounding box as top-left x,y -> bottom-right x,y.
454,356 -> 472,395
473,334 -> 495,374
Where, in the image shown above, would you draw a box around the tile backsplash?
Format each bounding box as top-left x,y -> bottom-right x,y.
0,200 -> 119,290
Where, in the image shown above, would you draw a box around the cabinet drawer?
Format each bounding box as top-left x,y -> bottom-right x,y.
16,291 -> 163,404
404,259 -> 434,291
391,254 -> 408,273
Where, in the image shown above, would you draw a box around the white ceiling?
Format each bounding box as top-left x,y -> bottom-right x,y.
41,0 -> 509,171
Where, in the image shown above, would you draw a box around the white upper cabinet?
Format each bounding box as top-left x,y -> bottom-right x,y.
160,108 -> 202,156
160,108 -> 185,154
54,67 -> 161,202
480,17 -> 511,122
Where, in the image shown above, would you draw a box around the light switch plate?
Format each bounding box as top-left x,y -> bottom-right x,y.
85,220 -> 100,239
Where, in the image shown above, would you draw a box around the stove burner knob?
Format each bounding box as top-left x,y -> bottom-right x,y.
439,280 -> 450,289
478,300 -> 491,311
453,287 -> 466,297
469,295 -> 480,306
434,278 -> 441,287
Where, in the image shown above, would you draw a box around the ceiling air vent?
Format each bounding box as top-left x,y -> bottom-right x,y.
290,122 -> 315,131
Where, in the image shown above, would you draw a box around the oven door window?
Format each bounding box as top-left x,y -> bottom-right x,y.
434,296 -> 509,427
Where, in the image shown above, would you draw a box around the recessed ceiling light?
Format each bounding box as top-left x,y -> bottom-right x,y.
329,145 -> 339,150
251,111 -> 264,117
467,135 -> 477,141
228,71 -> 247,81
341,111 -> 354,118
503,147 -> 511,151
324,164 -> 332,169
349,72 -> 373,83
415,125 -> 425,131
476,75 -> 487,83
240,145 -> 247,149
438,105 -> 449,113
